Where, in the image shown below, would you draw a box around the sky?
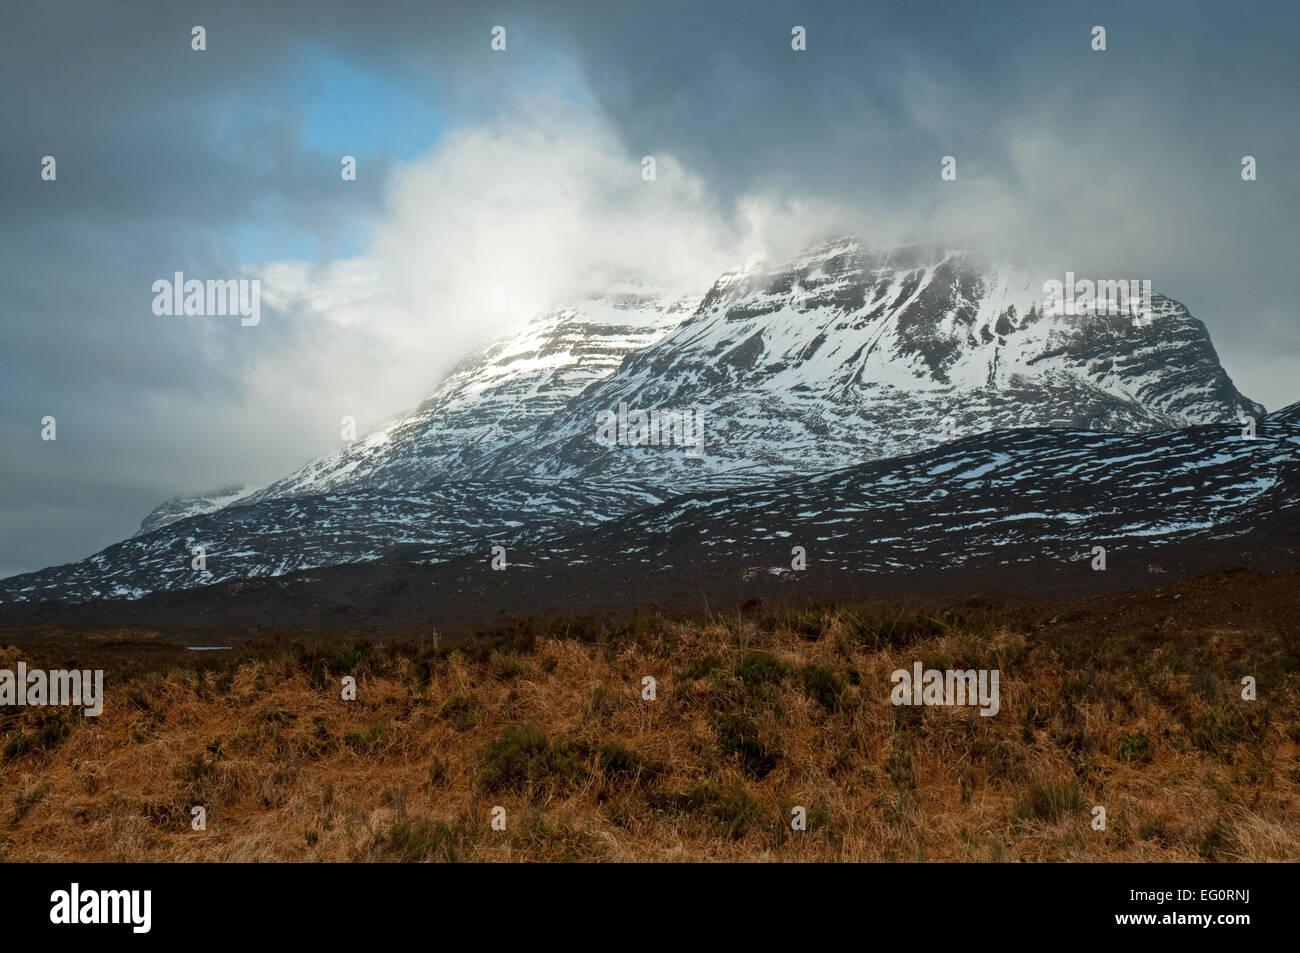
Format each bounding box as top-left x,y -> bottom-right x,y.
1,0 -> 1297,578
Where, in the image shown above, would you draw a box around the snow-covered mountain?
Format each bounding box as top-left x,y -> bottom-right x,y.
539,414 -> 1300,576
2,478 -> 668,603
218,237 -> 1263,501
1270,399 -> 1300,425
0,238 -> 1279,607
5,413 -> 1293,609
244,279 -> 699,501
231,239 -> 1263,502
136,484 -> 261,536
486,240 -> 1263,486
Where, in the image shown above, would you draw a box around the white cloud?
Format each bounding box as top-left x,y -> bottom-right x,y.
254,99 -> 767,443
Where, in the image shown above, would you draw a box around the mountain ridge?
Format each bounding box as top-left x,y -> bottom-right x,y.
2,238 -> 1280,607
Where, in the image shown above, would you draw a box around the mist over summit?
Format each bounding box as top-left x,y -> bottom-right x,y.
0,238 -> 1275,608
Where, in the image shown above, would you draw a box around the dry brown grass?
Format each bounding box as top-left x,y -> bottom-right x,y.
1,600 -> 1297,862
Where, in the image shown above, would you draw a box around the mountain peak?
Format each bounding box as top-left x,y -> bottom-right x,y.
24,238 -> 1269,607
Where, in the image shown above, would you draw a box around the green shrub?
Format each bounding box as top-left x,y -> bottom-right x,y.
1115,732 -> 1154,764
1187,707 -> 1267,758
460,621 -> 537,664
801,664 -> 848,712
714,714 -> 782,780
1015,781 -> 1085,823
735,652 -> 790,688
845,610 -> 945,648
1198,817 -> 1236,861
678,655 -> 722,682
660,784 -> 764,840
2,730 -> 31,760
384,818 -> 458,862
439,695 -> 476,732
476,723 -> 584,794
489,652 -> 527,680
304,640 -> 373,688
596,740 -> 638,776
343,721 -> 386,755
545,615 -> 665,650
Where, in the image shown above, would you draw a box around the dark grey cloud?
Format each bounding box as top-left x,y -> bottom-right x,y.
1,0 -> 1296,577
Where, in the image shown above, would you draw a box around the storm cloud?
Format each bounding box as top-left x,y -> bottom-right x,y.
1,0 -> 1296,577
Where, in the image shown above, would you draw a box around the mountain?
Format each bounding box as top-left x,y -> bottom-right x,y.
2,278 -> 699,604
3,414 -> 1294,626
243,278 -> 699,501
1269,400 -> 1300,425
136,484 -> 261,536
482,240 -> 1263,486
0,478 -> 667,604
230,239 -> 1264,501
0,238 -> 1277,607
535,415 -> 1300,578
